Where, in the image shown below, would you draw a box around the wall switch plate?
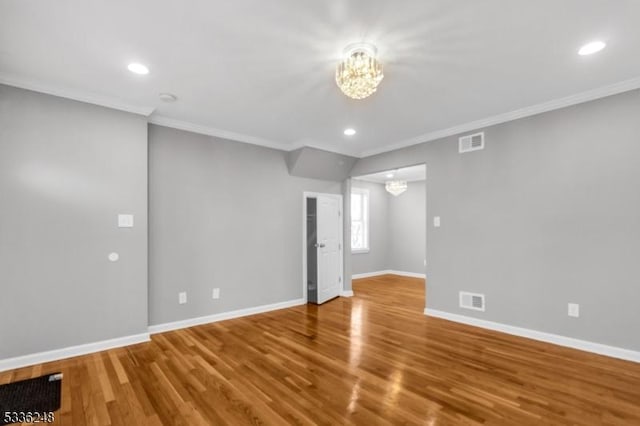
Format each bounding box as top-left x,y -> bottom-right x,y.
568,303 -> 579,317
179,292 -> 187,304
212,288 -> 220,299
118,214 -> 134,228
424,259 -> 427,266
433,216 -> 441,227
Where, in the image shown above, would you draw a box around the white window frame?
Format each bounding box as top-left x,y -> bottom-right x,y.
351,187 -> 370,254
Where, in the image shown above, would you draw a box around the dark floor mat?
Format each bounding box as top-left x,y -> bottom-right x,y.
0,372 -> 62,425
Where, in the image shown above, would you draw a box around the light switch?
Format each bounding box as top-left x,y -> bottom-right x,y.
212,288 -> 220,299
179,292 -> 187,304
568,303 -> 580,318
118,214 -> 134,228
433,216 -> 441,227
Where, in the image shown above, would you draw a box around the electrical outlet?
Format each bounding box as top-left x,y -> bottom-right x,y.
212,288 -> 220,299
118,214 -> 134,228
179,292 -> 187,304
568,303 -> 579,318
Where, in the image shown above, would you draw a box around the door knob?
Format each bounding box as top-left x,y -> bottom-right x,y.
314,243 -> 326,248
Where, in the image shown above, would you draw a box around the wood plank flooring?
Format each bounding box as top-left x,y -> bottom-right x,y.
2,274 -> 640,425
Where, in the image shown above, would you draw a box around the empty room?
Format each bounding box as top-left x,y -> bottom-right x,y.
350,165 -> 427,313
1,1 -> 639,425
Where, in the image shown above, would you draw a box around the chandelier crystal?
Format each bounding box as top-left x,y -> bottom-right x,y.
336,43 -> 384,100
385,180 -> 408,196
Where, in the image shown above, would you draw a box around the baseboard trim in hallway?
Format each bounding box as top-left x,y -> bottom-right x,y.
425,308 -> 640,363
353,270 -> 426,279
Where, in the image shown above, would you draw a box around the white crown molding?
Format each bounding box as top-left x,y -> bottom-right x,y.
287,139 -> 361,158
0,73 -> 155,116
425,309 -> 640,364
148,298 -> 305,334
5,71 -> 639,158
0,333 -> 150,372
359,76 -> 640,158
149,115 -> 291,152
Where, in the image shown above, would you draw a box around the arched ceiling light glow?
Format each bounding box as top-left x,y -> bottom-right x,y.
344,128 -> 356,136
578,41 -> 606,56
127,63 -> 149,75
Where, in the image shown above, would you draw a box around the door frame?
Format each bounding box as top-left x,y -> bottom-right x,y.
302,192 -> 345,303
349,163 -> 427,306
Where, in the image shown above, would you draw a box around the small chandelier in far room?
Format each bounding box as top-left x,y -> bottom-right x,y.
385,180 -> 407,196
335,42 -> 384,100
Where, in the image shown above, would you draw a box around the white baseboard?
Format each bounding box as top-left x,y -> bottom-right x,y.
0,299 -> 309,372
389,270 -> 426,279
425,309 -> 640,363
149,298 -> 306,334
352,270 -> 426,279
340,290 -> 354,297
0,333 -> 150,373
352,270 -> 392,279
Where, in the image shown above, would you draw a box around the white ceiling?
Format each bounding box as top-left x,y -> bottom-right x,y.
2,1 -> 640,157
356,164 -> 426,184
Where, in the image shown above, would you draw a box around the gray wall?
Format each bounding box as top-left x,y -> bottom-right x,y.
351,180 -> 389,274
148,125 -> 341,325
351,89 -> 640,351
287,146 -> 358,182
0,84 -> 149,359
388,180 -> 426,274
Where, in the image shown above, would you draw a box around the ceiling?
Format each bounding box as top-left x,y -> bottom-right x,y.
2,1 -> 640,157
356,164 -> 426,184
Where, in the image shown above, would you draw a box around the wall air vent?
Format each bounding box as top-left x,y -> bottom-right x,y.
459,132 -> 484,153
459,291 -> 485,311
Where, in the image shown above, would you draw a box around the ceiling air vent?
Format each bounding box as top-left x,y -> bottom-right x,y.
459,291 -> 485,311
459,132 -> 484,153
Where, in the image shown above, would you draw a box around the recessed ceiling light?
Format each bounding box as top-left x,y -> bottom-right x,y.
578,41 -> 606,56
127,63 -> 149,75
386,173 -> 394,178
344,128 -> 356,136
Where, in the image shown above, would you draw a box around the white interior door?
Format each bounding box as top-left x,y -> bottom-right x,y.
316,195 -> 342,304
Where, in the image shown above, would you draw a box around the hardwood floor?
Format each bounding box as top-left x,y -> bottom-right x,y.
2,274 -> 640,425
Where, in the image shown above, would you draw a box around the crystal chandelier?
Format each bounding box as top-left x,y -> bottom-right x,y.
336,43 -> 384,100
385,180 -> 408,196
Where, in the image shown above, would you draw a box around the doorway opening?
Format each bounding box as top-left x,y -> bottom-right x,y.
302,192 -> 344,304
350,164 -> 426,312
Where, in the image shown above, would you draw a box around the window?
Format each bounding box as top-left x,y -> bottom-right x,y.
351,188 -> 369,253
